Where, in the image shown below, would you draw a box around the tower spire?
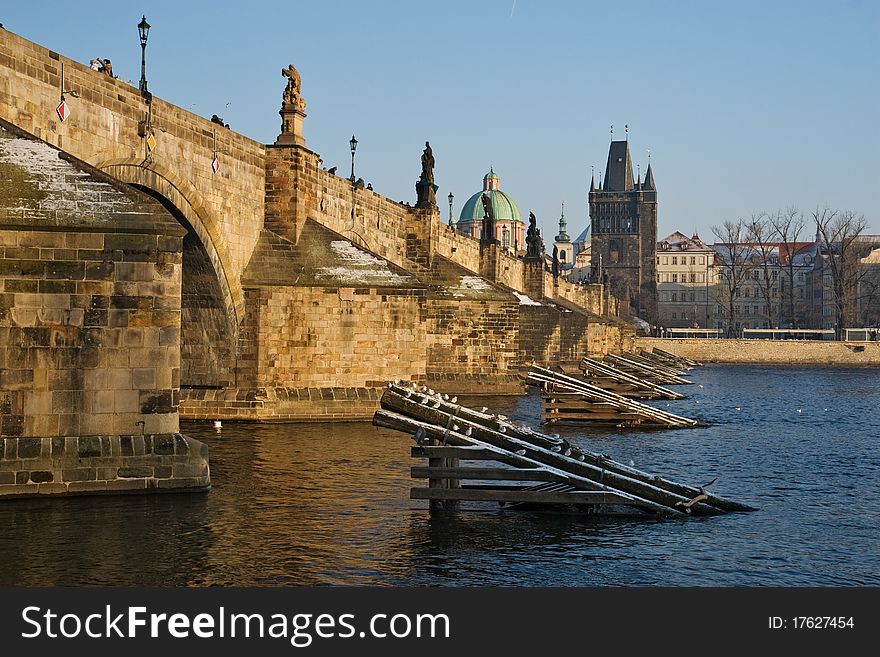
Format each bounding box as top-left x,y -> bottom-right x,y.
590,165 -> 596,192
555,201 -> 570,242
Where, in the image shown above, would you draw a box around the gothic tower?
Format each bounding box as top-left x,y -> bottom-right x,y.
589,139 -> 657,323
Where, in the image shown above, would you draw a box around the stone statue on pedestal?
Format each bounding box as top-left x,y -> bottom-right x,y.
276,64 -> 307,146
415,141 -> 438,208
552,244 -> 560,278
525,211 -> 544,260
480,193 -> 496,244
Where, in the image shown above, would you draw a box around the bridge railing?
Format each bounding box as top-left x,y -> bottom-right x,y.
844,328 -> 880,342
741,328 -> 836,340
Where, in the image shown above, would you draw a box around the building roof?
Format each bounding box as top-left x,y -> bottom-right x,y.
657,231 -> 711,251
574,222 -> 592,245
458,169 -> 523,225
603,140 -> 634,192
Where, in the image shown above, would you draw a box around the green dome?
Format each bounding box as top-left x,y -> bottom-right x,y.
458,169 -> 522,224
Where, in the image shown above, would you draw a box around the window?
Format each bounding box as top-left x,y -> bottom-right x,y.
772,271 -> 778,281
560,250 -> 566,262
698,256 -> 704,265
502,227 -> 510,249
689,292 -> 695,302
690,273 -> 696,283
672,293 -> 678,302
672,273 -> 678,283
691,256 -> 696,265
697,273 -> 704,283
672,312 -> 677,319
672,256 -> 678,265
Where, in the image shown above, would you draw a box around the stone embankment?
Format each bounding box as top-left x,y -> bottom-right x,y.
636,338 -> 880,366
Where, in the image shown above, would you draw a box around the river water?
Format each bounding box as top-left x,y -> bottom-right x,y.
1,365 -> 878,586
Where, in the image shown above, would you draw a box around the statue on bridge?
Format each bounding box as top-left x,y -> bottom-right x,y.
415,141 -> 437,209
480,192 -> 497,245
276,64 -> 307,147
525,211 -> 544,261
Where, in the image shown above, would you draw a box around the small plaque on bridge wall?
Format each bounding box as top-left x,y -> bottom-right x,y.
56,100 -> 68,122
146,132 -> 157,153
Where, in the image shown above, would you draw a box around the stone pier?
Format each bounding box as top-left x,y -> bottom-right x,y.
0,120 -> 209,497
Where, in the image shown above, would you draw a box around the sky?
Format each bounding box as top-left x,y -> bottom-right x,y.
3,1 -> 878,241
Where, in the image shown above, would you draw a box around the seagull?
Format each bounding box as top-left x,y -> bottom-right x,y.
465,427 -> 473,437
498,414 -> 508,421
628,459 -> 635,466
577,454 -> 585,461
451,396 -> 457,403
551,445 -> 562,452
453,424 -> 460,432
481,407 -> 489,413
443,393 -> 449,401
735,407 -> 741,411
796,408 -> 802,413
564,448 -> 572,456
698,384 -> 703,388
498,426 -> 506,433
515,449 -> 527,456
431,400 -> 441,409
823,408 -> 829,412
421,397 -> 431,405
428,388 -> 435,395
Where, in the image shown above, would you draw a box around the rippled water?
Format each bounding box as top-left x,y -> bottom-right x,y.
1,365 -> 878,586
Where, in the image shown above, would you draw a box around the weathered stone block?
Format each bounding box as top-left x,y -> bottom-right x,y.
61,468 -> 97,482
77,436 -> 102,458
117,466 -> 152,478
29,470 -> 53,483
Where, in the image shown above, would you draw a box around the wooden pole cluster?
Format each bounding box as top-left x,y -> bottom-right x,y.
373,382 -> 756,517
645,347 -> 701,369
603,353 -> 693,384
527,365 -> 700,428
579,357 -> 684,400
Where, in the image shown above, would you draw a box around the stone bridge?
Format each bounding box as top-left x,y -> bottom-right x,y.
0,27 -> 631,428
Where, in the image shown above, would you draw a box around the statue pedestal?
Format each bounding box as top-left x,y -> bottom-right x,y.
415,179 -> 438,209
275,105 -> 307,147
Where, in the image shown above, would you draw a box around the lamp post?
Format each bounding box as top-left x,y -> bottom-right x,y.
349,135 -> 358,182
448,192 -> 454,226
138,15 -> 151,100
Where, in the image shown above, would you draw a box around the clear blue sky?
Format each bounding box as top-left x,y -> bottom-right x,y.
4,1 -> 878,240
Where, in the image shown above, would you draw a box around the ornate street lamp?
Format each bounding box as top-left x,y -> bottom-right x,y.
349,135 -> 358,182
448,192 -> 455,226
138,15 -> 151,100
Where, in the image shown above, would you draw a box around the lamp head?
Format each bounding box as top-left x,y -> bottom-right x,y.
138,16 -> 151,46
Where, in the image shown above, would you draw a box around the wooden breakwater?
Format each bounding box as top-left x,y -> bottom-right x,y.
373,382 -> 756,518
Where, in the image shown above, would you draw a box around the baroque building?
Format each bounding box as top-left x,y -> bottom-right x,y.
456,169 -> 525,252
589,139 -> 658,323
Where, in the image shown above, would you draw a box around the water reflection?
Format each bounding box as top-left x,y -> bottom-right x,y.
0,365 -> 878,586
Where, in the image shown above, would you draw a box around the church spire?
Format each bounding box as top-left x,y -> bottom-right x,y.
555,202 -> 570,242
590,166 -> 596,192
643,160 -> 655,190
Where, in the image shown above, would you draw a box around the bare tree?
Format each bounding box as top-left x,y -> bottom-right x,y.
747,213 -> 778,329
711,219 -> 755,337
770,207 -> 808,327
813,208 -> 869,337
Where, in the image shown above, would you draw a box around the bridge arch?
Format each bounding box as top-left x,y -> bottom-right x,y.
99,159 -> 241,389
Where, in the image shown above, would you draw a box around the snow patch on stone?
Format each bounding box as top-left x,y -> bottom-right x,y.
315,241 -> 410,285
513,292 -> 542,306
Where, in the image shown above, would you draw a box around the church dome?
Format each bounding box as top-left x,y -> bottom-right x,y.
458,168 -> 523,225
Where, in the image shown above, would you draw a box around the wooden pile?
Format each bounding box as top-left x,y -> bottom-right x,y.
646,347 -> 702,369
602,353 -> 693,385
579,357 -> 684,400
527,365 -> 700,428
373,382 -> 756,518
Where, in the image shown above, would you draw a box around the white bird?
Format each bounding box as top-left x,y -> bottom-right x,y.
628,459 -> 635,467
498,414 -> 508,421
695,400 -> 700,404
735,407 -> 741,411
481,407 -> 489,413
577,454 -> 585,461
551,445 -> 562,452
823,408 -> 829,412
451,396 -> 457,403
564,448 -> 572,456
796,408 -> 802,413
515,449 -> 526,456
453,424 -> 460,432
443,393 -> 449,401
421,397 -> 431,405
698,384 -> 704,388
431,400 -> 441,409
428,388 -> 435,395
465,427 -> 473,437
499,426 -> 506,433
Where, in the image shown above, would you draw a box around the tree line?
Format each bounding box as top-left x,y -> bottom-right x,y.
711,208 -> 878,337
